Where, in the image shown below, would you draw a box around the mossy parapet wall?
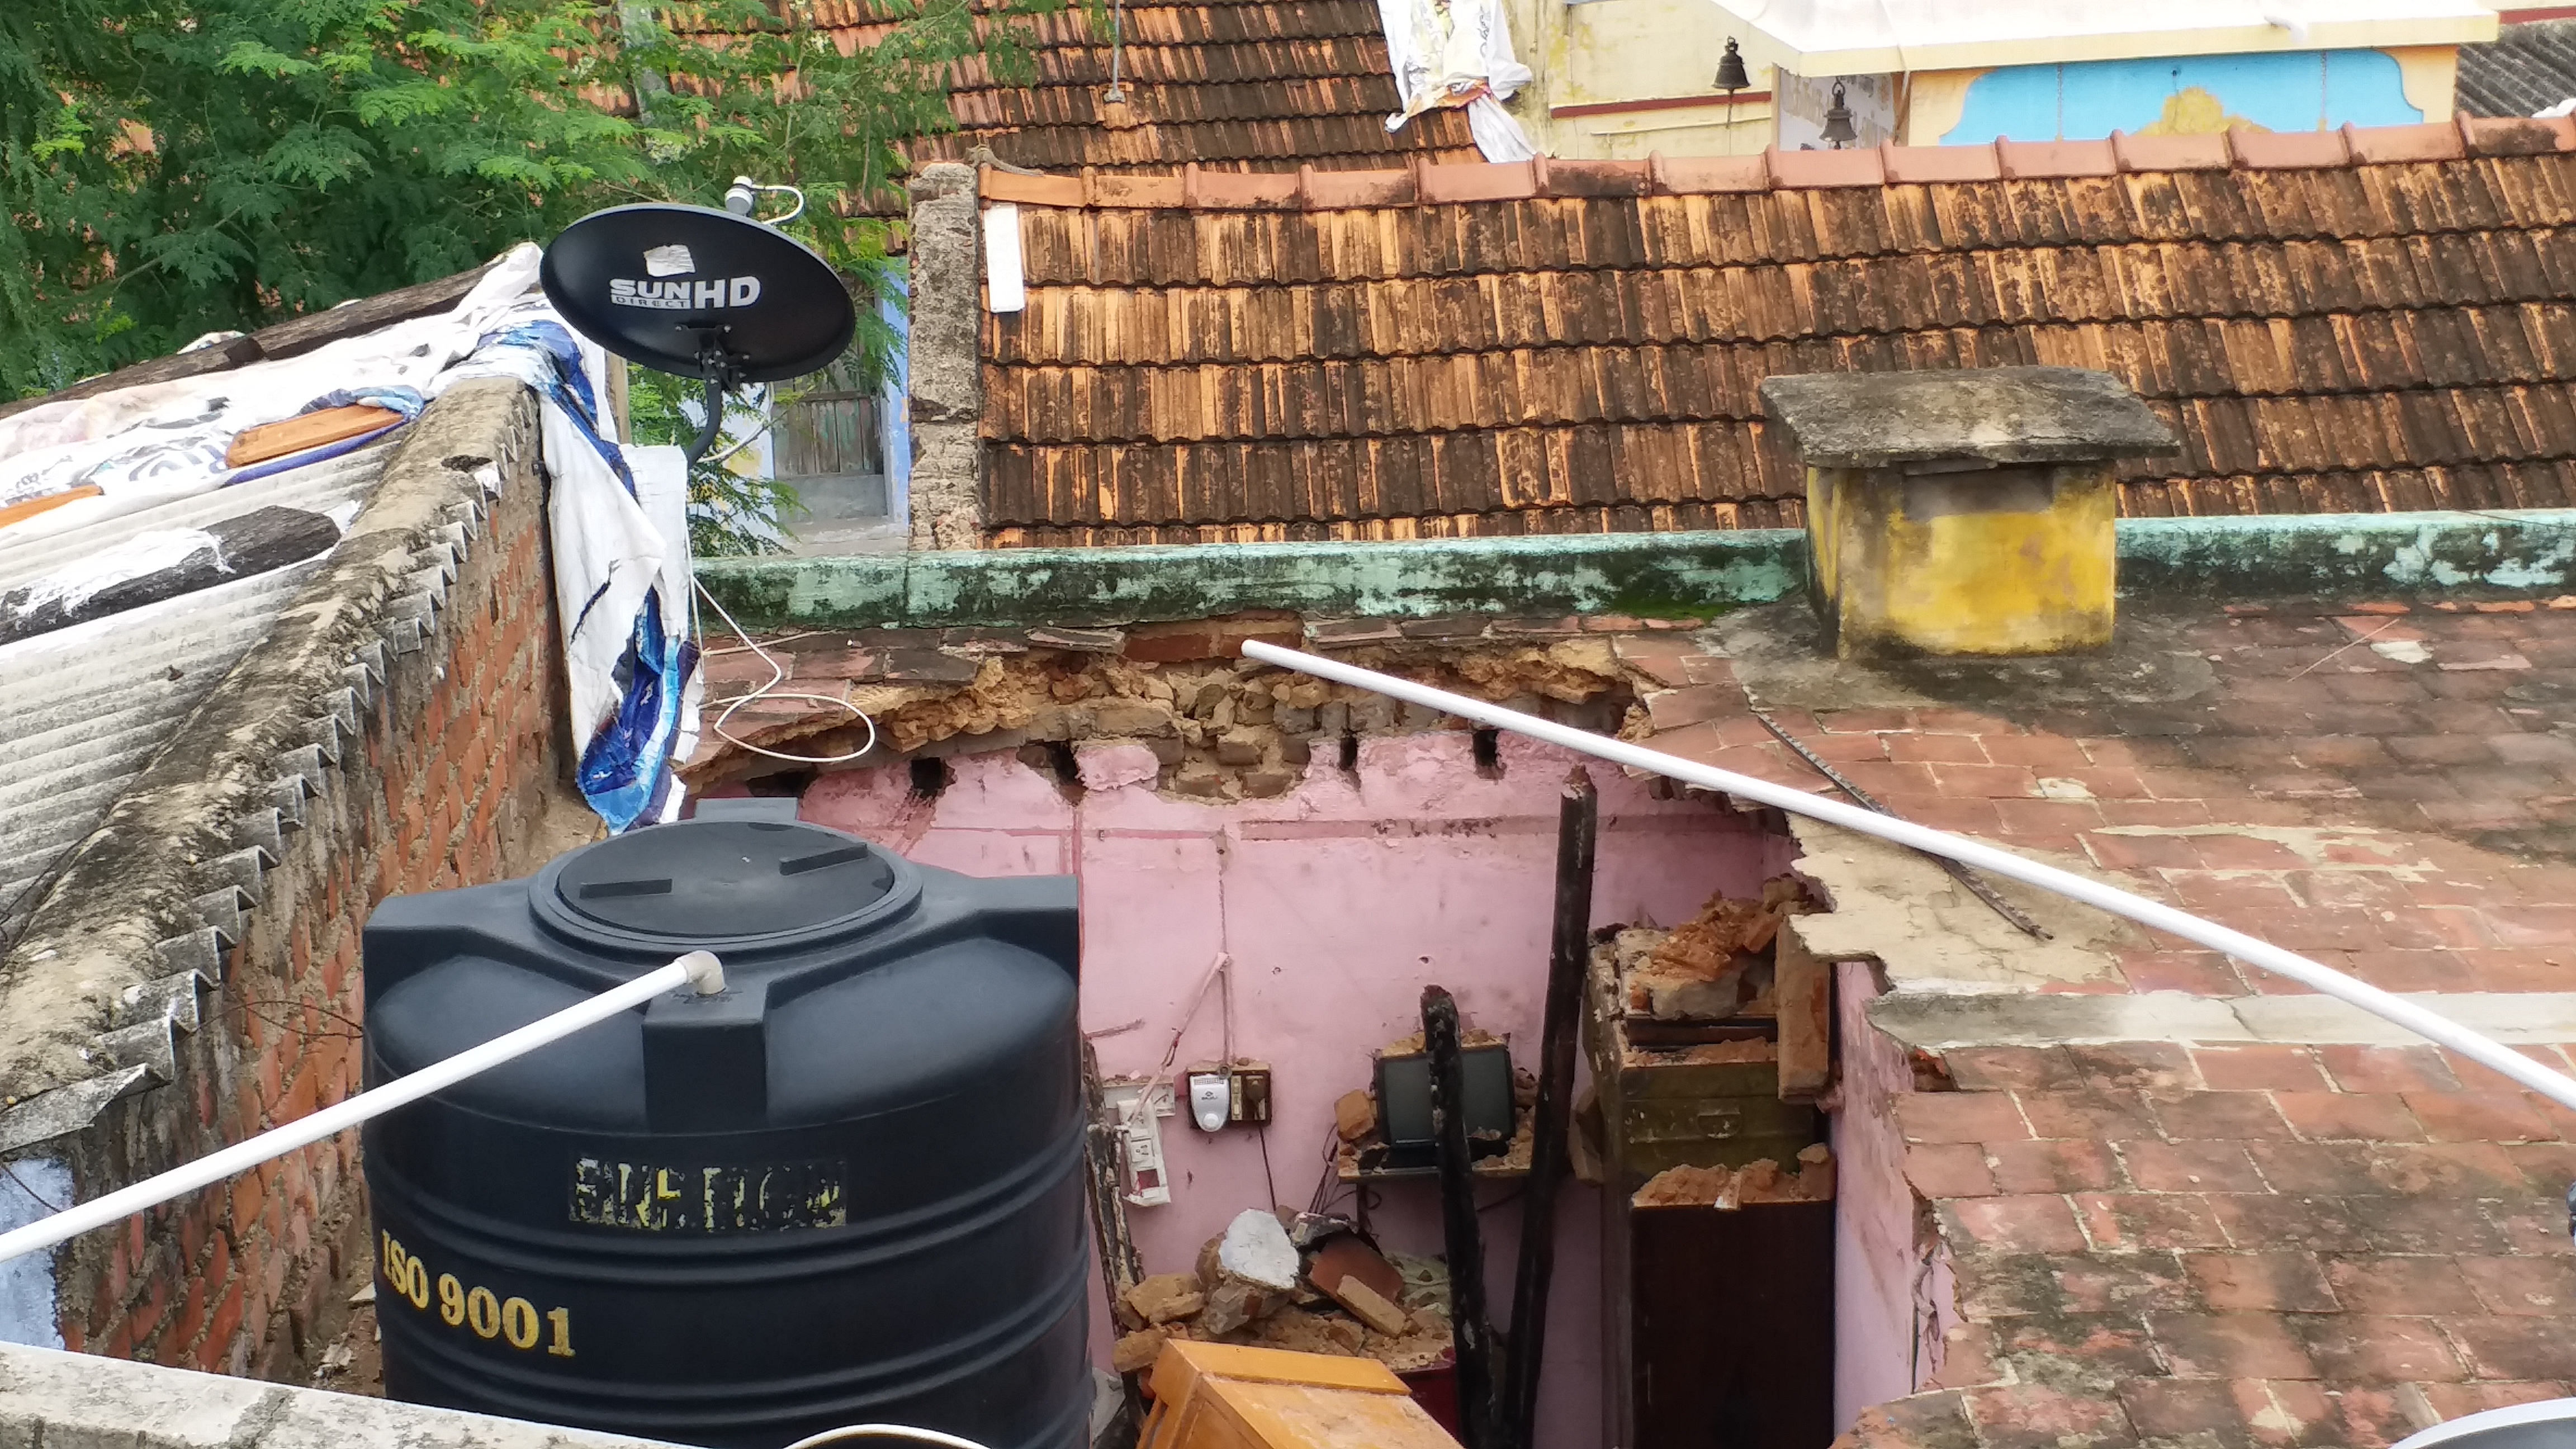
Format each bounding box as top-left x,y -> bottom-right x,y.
697,511 -> 2576,631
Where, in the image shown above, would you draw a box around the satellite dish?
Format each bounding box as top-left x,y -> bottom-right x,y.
540,192 -> 856,461
2391,1398 -> 2576,1449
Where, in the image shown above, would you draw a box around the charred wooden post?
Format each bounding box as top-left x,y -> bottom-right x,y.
1424,984 -> 1498,1449
1502,769 -> 1597,1448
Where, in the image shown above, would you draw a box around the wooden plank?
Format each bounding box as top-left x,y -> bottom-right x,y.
1423,985 -> 1498,1449
1501,768 -> 1597,1449
0,505 -> 339,644
247,263 -> 491,361
0,486 -> 102,531
224,404 -> 403,468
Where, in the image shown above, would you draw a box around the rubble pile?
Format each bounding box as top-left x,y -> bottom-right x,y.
1630,1144 -> 1836,1209
1110,1209 -> 1457,1376
1611,876 -> 1816,1026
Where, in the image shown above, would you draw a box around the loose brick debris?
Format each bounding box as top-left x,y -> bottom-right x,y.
1110,1211 -> 1457,1379
1620,599 -> 2576,1449
684,612 -> 1651,798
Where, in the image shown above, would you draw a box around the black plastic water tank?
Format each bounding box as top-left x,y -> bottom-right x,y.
360,820 -> 1087,1449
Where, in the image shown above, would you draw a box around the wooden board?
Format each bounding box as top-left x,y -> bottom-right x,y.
1141,1341 -> 1459,1449
224,405 -> 402,467
0,486 -> 102,531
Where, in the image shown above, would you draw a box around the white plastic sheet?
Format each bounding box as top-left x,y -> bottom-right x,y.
0,250 -> 545,539
1376,0 -> 1541,161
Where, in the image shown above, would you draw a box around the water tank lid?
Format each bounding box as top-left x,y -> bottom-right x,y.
553,821 -> 897,937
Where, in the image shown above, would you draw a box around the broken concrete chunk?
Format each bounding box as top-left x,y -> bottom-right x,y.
1217,1207 -> 1300,1290
1111,1328 -> 1167,1375
1123,1272 -> 1206,1326
1333,1088 -> 1376,1143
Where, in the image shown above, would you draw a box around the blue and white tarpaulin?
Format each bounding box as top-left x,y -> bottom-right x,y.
444,298 -> 702,832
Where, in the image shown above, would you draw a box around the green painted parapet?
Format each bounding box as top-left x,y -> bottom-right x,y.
692,510 -> 2576,632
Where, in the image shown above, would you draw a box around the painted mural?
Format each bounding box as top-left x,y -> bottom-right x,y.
1940,49 -> 2423,143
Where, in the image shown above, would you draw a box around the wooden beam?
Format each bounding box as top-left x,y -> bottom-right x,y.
248,263 -> 493,361
1424,984 -> 1498,1449
1501,768 -> 1597,1449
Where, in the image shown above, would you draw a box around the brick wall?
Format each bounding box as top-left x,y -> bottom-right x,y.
9,380 -> 572,1380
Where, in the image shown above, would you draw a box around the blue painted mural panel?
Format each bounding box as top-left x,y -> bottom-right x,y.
1942,49 -> 2422,144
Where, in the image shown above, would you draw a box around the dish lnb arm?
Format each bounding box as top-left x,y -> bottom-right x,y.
725,176 -> 806,226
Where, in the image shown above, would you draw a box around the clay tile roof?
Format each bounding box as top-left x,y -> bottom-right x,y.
975,120 -> 2576,547
780,0 -> 1478,178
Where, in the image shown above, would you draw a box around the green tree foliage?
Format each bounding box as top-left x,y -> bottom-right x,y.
0,0 -> 1041,401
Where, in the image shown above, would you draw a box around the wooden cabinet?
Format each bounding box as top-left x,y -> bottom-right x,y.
1586,944 -> 1835,1449
1135,1341 -> 1464,1449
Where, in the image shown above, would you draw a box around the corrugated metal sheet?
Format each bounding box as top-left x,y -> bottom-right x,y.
0,444 -> 393,938
2459,20 -> 2576,118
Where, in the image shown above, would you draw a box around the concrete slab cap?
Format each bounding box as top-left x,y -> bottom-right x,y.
1757,366 -> 2180,469
0,1341 -> 681,1448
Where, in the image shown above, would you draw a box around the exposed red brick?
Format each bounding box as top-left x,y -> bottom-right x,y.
2403,1091 -> 2558,1144
2023,1092 -> 2165,1141
1944,1196 -> 2091,1254
1905,1144 -> 1999,1199
1988,1139 -> 2125,1194
2151,1092 -> 2297,1142
1960,1384 -> 2135,1449
2077,1192 -> 2231,1250
1937,1041 -> 2081,1088
1896,1091 -> 2034,1144
2275,1093 -> 2426,1143
2195,1046 -> 2329,1092
2321,1045 -> 2464,1095
2147,1312 -> 2320,1381
2446,1315 -> 2576,1380
2184,1252 -> 2337,1312
2455,1255 -> 2576,1315
2123,1140 -> 2272,1194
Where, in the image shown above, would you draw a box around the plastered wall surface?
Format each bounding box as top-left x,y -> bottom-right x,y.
796,730 -> 1773,1449
1937,48 -> 2434,143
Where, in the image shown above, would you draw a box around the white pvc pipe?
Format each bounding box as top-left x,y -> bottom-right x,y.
1242,641 -> 2576,1112
0,951 -> 727,1267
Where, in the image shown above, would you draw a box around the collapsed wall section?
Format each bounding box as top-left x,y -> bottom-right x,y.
0,380 -> 574,1380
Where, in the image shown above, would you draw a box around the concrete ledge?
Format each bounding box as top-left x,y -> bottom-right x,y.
2116,508 -> 2576,599
1868,989 -> 2576,1050
0,1341 -> 678,1447
697,529 -> 1807,629
697,510 -> 2576,630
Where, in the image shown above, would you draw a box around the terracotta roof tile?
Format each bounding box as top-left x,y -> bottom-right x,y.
978,130 -> 2576,540
759,0 -> 1478,180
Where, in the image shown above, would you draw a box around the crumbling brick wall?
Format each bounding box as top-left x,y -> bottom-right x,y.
2,379 -> 573,1379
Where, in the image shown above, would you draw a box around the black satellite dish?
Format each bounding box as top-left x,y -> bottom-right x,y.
2389,1398 -> 2576,1449
541,187 -> 856,462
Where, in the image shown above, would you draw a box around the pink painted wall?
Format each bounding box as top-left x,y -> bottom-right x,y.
1831,959 -> 1925,1433
793,731 -> 1774,1449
